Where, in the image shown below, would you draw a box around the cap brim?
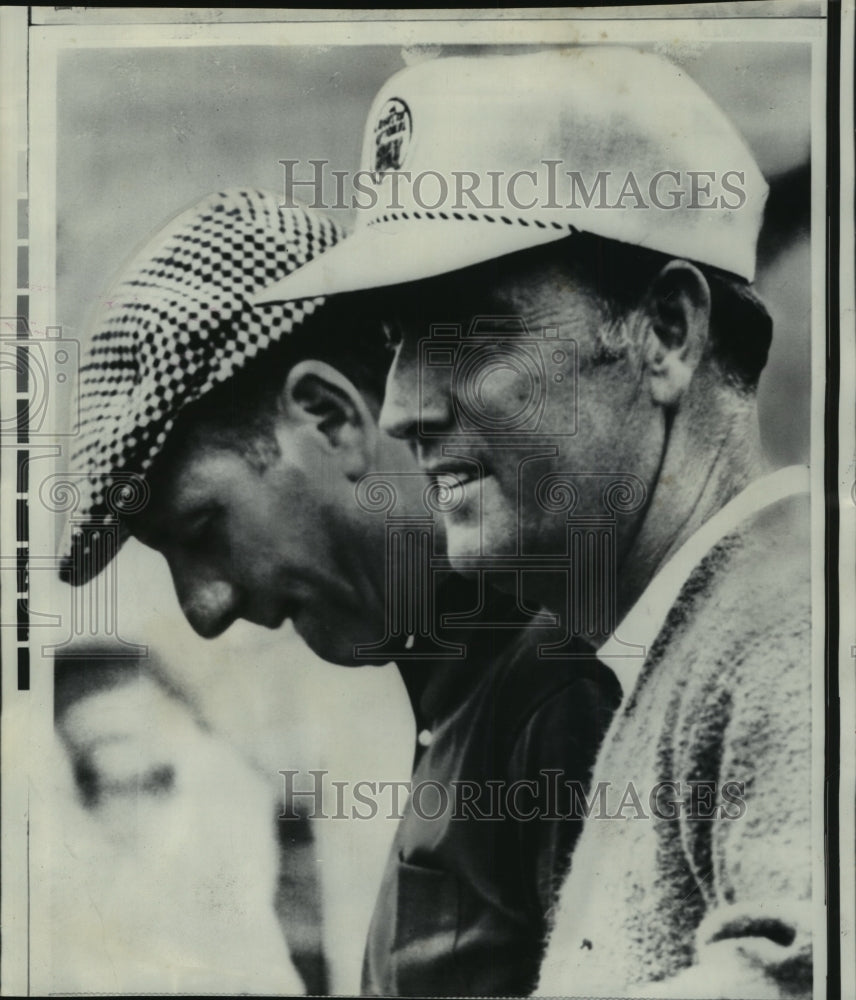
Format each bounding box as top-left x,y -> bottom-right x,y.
253,218 -> 574,304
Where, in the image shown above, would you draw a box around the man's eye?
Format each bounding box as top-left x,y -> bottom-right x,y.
190,520 -> 212,543
183,509 -> 218,545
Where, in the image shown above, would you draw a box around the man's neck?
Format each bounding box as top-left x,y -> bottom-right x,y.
614,388 -> 769,626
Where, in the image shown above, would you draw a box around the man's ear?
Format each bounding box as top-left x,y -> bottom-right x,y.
639,260 -> 712,408
280,360 -> 378,478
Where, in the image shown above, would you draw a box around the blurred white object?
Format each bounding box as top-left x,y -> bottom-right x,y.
112,539 -> 415,993
50,676 -> 305,995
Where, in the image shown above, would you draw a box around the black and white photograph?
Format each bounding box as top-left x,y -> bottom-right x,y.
0,4 -> 850,997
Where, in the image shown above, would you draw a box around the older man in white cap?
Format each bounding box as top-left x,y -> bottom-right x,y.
259,47 -> 813,998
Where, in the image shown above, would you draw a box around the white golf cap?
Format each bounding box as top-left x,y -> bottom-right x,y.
257,46 -> 768,305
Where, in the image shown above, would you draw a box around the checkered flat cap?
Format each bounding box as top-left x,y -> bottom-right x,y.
59,188 -> 343,586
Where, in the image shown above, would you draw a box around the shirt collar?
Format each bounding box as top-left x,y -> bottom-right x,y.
397,575 -> 527,729
596,465 -> 810,698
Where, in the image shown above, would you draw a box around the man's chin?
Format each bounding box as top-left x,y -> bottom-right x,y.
444,518 -> 515,566
294,612 -> 387,668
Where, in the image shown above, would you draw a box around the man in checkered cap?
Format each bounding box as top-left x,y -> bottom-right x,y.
259,48 -> 813,998
60,187 -> 621,996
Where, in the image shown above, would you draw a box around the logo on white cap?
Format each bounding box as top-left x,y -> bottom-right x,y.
374,97 -> 411,174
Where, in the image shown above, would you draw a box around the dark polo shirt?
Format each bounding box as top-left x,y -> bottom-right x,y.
361,587 -> 621,997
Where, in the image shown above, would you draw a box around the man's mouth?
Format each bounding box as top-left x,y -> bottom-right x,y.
424,463 -> 487,511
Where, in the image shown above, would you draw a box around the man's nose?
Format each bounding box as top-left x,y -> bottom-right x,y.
379,345 -> 419,441
171,567 -> 240,639
380,343 -> 449,442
